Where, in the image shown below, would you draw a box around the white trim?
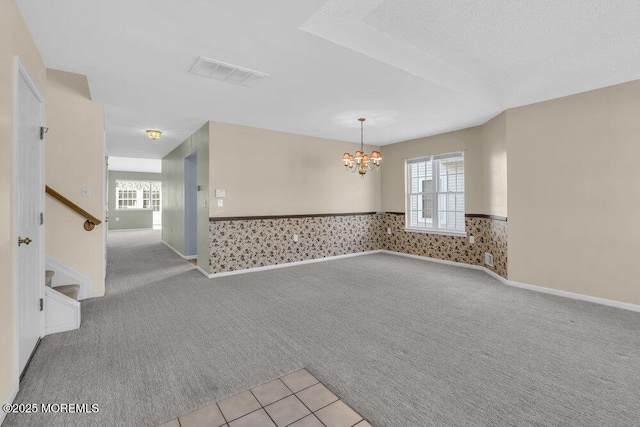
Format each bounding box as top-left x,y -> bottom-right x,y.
195,265 -> 210,277
45,255 -> 92,300
379,250 -> 487,272
174,239 -> 640,313
162,240 -> 201,273
162,240 -> 187,258
207,250 -> 384,278
44,287 -> 81,335
403,228 -> 467,237
162,240 -> 196,261
505,279 -> 640,313
16,59 -> 44,102
11,57 -> 19,404
1,381 -> 20,425
379,250 -> 640,313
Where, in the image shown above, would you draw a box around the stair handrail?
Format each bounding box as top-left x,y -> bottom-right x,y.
45,185 -> 102,231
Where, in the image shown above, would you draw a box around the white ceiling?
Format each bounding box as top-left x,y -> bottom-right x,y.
16,0 -> 640,159
108,157 -> 161,173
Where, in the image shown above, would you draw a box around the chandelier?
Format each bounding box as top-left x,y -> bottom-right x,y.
341,118 -> 381,177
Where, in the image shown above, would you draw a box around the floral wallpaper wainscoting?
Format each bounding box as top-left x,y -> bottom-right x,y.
208,212 -> 507,278
209,213 -> 384,274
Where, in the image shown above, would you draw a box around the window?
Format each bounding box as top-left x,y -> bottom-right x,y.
406,151 -> 465,234
115,180 -> 161,210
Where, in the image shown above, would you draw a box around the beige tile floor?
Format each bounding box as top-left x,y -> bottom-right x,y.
158,369 -> 371,427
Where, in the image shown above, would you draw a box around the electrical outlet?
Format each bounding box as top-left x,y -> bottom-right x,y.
115,217 -> 119,222
485,252 -> 494,267
293,234 -> 299,242
469,235 -> 475,244
217,199 -> 223,207
386,227 -> 392,235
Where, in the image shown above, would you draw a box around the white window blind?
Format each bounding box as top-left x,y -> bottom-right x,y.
406,151 -> 465,233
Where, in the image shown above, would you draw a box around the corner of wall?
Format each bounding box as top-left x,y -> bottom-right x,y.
161,122 -> 210,273
45,68 -> 106,296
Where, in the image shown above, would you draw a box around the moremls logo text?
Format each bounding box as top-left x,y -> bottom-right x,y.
41,403 -> 99,413
2,403 -> 100,414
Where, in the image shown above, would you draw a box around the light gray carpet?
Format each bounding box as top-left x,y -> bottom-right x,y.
6,230 -> 640,426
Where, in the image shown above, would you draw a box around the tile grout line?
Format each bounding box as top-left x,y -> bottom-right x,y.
279,375 -> 327,427
290,372 -> 366,427
306,376 -> 367,426
216,402 -> 229,427
248,388 -> 280,427
170,369 -> 371,427
224,406 -> 263,425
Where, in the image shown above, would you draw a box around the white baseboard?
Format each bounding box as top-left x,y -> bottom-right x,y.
379,250 -> 640,313
162,240 -> 187,259
195,265 -> 209,277
1,382 -> 19,425
196,245 -> 640,313
162,240 -> 203,276
46,255 -> 92,301
378,250 -> 488,273
207,250 -> 384,278
505,279 -> 640,313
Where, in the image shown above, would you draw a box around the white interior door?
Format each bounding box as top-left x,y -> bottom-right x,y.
104,154 -> 108,278
16,61 -> 45,375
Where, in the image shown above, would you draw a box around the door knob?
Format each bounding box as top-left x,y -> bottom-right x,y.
18,236 -> 32,246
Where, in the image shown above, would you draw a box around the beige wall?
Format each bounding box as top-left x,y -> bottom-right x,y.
0,0 -> 46,408
482,112 -> 507,217
45,69 -> 106,295
380,126 -> 484,214
209,121 -> 381,217
507,80 -> 640,305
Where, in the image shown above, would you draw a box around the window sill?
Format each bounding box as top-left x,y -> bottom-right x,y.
403,227 -> 467,237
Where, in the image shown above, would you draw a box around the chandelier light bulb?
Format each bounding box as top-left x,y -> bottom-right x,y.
340,117 -> 381,177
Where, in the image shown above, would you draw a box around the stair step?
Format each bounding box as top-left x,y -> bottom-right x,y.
53,284 -> 80,301
45,270 -> 55,288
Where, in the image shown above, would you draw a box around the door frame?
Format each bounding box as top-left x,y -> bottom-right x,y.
184,152 -> 198,257
13,57 -> 45,378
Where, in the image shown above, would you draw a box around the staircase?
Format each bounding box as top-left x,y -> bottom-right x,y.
45,270 -> 80,300
44,270 -> 81,335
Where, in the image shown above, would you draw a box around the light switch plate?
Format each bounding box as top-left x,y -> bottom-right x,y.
217,199 -> 224,207
215,189 -> 226,198
81,186 -> 90,198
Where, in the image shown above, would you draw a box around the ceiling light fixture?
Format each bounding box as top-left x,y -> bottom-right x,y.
342,118 -> 381,177
146,129 -> 162,140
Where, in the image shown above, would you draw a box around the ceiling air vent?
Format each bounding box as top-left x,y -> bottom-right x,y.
189,57 -> 268,88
